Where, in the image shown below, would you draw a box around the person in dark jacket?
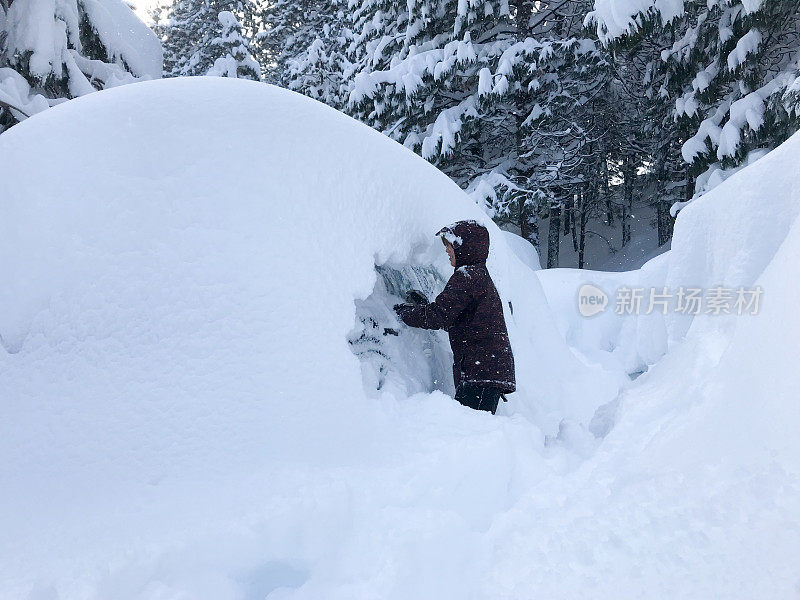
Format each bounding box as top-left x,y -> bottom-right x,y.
394,220 -> 516,414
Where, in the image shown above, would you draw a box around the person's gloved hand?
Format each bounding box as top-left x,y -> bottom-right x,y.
405,289 -> 428,305
393,303 -> 414,321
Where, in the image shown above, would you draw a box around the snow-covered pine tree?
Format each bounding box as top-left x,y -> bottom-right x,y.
343,0 -> 570,247
268,0 -> 350,105
156,0 -> 215,76
156,0 -> 262,78
592,16 -> 686,248
468,0 -> 615,267
206,10 -> 261,79
533,39 -> 614,268
344,0 -> 623,266
587,0 -> 800,205
345,0 -> 515,185
676,1 -> 800,198
0,0 -> 162,133
271,0 -> 693,265
597,70 -> 650,249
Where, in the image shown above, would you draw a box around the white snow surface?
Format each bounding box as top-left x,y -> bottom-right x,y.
539,130 -> 800,371
1,78 -> 799,599
532,132 -> 800,597
502,230 -> 541,271
0,78 -> 620,599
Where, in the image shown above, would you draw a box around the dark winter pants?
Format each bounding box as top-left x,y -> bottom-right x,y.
455,383 -> 503,415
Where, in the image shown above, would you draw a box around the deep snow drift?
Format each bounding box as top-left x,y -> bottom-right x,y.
533,131 -> 800,597
0,78 -> 618,599
1,78 -> 798,599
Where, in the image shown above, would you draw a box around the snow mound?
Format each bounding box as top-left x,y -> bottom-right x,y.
530,132 -> 800,597
502,230 -> 542,271
539,130 -> 800,375
0,78 -> 620,598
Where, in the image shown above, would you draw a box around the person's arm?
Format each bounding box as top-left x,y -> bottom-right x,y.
398,269 -> 473,330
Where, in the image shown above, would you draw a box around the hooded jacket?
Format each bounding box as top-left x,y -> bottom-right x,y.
400,220 -> 516,393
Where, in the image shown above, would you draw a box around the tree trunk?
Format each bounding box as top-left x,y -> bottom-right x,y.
563,194 -> 572,237
622,155 -> 634,246
513,0 -> 532,243
547,200 -> 561,268
514,0 -> 531,39
654,146 -> 673,247
579,177 -> 596,269
578,188 -> 587,268
656,201 -> 672,246
600,141 -> 613,226
685,169 -> 695,202
571,191 -> 579,252
518,195 -> 529,241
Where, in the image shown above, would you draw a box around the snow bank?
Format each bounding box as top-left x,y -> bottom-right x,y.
664,130 -> 800,341
536,250 -> 671,376
557,199 -> 800,598
0,78 -> 619,598
502,230 -> 542,271
529,132 -> 800,598
538,130 -> 800,372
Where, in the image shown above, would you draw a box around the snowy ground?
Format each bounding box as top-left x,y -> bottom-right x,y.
1,78 -> 798,599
